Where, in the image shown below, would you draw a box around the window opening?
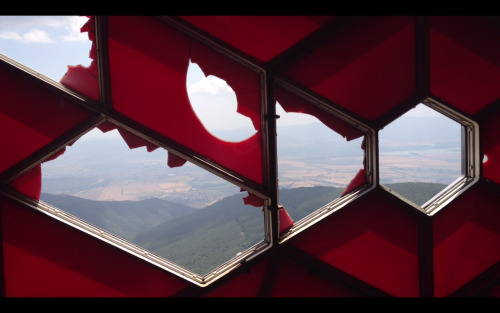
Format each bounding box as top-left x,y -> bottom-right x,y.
379,102 -> 463,207
105,16 -> 264,184
276,101 -> 366,225
0,16 -> 92,82
41,126 -> 267,282
187,60 -> 256,142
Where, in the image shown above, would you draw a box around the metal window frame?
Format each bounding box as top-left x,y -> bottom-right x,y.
379,97 -> 480,216
273,77 -> 378,244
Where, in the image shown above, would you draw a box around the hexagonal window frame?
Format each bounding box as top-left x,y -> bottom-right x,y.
275,79 -> 378,243
0,43 -> 273,287
2,123 -> 273,288
379,97 -> 480,216
41,124 -> 273,274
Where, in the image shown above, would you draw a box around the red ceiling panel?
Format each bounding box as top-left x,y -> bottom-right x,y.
179,16 -> 336,62
482,114 -> 500,185
9,165 -> 41,200
1,199 -> 189,297
275,85 -> 364,141
0,67 -> 93,175
433,182 -> 500,297
269,257 -> 359,297
204,256 -> 271,297
289,189 -> 421,297
106,16 -> 263,184
283,16 -> 416,121
430,16 -> 500,115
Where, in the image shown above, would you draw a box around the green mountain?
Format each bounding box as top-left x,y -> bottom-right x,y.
278,186 -> 344,221
41,182 -> 447,276
383,182 -> 448,205
40,193 -> 197,242
133,192 -> 265,275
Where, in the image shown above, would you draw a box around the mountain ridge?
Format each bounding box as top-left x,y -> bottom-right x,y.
40,182 -> 447,275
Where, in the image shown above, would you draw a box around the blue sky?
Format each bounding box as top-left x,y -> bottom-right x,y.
0,16 -> 92,81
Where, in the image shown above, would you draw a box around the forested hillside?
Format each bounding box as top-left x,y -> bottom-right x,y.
41,182 -> 447,275
382,182 -> 448,205
40,193 -> 197,242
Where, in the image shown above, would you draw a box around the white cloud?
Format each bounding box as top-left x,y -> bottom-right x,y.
0,28 -> 53,43
187,75 -> 233,96
59,16 -> 89,42
23,29 -> 54,43
186,60 -> 234,96
0,16 -> 74,30
0,31 -> 22,40
0,16 -> 89,43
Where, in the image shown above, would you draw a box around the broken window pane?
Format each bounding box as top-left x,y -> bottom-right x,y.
275,86 -> 366,225
107,16 -> 263,184
186,60 -> 256,142
41,126 -> 266,278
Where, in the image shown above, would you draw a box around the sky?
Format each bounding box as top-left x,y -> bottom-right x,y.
0,15 -> 442,142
